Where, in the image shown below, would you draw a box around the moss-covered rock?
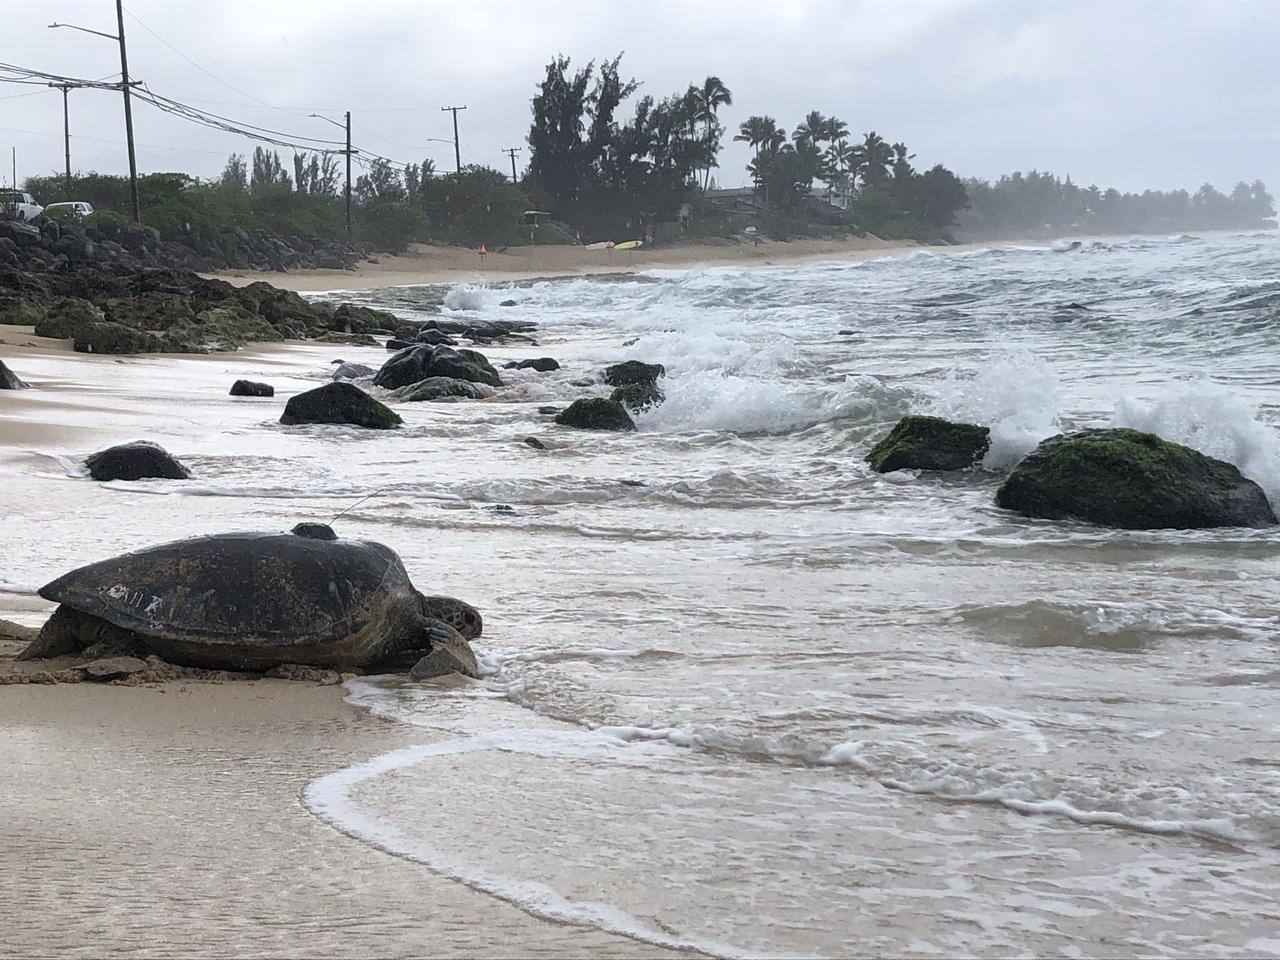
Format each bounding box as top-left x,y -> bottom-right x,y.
866,415 -> 991,472
327,302 -> 401,334
102,293 -> 195,331
280,381 -> 402,429
0,296 -> 47,327
242,281 -> 321,332
554,398 -> 636,431
603,360 -> 665,387
34,297 -> 103,339
196,303 -> 285,347
610,381 -> 665,413
995,427 -> 1277,529
73,322 -> 163,355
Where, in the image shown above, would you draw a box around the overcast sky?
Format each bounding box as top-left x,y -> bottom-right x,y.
3,0 -> 1277,196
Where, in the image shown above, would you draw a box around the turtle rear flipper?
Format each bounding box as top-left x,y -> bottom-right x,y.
17,606 -> 142,661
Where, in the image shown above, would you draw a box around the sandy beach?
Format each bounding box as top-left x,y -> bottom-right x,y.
208,234 -> 928,291
0,324 -> 696,957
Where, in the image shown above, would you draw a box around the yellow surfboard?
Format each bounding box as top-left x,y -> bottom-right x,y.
613,240 -> 643,251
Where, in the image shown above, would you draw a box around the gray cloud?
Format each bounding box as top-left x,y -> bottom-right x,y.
3,0 -> 1277,195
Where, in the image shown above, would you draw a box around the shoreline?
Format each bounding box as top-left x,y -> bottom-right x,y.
206,234 -> 932,292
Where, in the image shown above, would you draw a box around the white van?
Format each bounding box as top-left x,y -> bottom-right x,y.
44,201 -> 95,218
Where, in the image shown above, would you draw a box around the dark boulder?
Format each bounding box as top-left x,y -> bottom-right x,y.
995,427 -> 1277,529
0,359 -> 29,389
230,379 -> 275,397
610,382 -> 664,413
73,322 -> 162,354
280,381 -> 402,429
866,415 -> 991,473
332,362 -> 377,380
85,441 -> 191,481
516,357 -> 560,372
413,329 -> 459,346
328,302 -> 400,334
603,360 -> 665,387
554,398 -> 636,431
386,338 -> 414,351
393,377 -> 490,402
373,344 -> 502,390
33,297 -> 103,339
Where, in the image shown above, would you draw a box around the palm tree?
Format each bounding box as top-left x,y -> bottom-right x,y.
695,75 -> 732,190
890,142 -> 916,191
852,131 -> 894,189
825,116 -> 849,144
793,110 -> 828,147
736,115 -> 784,192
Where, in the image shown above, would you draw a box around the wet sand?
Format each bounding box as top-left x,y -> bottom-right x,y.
208,234 -> 929,291
0,680 -> 688,959
0,341 -> 689,959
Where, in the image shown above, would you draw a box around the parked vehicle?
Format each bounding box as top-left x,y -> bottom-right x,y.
43,201 -> 95,218
1,191 -> 43,220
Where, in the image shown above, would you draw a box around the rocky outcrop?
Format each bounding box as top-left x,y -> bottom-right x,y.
554,398 -> 636,431
85,441 -> 190,481
0,358 -> 28,389
393,377 -> 491,402
866,415 -> 991,472
418,317 -> 536,342
603,360 -> 665,387
230,379 -> 274,397
995,427 -> 1277,529
610,381 -> 664,413
373,344 -> 502,390
279,382 -> 402,429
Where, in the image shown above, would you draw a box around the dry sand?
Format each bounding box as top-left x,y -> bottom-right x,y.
209,234 -> 930,291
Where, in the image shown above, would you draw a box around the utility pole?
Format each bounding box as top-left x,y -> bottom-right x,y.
48,4 -> 139,220
345,111 -> 352,234
311,112 -> 357,233
441,105 -> 466,173
115,0 -> 139,222
48,83 -> 82,193
503,147 -> 521,184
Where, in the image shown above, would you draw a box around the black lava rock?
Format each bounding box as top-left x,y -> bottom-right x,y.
554,398 -> 636,431
229,379 -> 275,397
280,381 -> 402,429
85,441 -> 191,481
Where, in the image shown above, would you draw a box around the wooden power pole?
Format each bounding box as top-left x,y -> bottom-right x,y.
441,105 -> 466,173
503,147 -> 521,184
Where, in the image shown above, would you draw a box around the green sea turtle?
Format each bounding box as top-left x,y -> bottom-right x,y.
17,523 -> 482,678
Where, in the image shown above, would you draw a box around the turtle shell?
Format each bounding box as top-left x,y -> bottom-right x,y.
37,531 -> 423,669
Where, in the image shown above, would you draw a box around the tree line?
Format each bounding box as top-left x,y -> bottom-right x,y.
955,170 -> 1276,239
22,53 -> 1276,252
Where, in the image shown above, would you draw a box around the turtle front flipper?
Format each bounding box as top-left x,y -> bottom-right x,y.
409,621 -> 480,680
18,605 -> 147,661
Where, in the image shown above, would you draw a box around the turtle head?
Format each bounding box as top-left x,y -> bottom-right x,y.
291,522 -> 338,541
420,594 -> 483,640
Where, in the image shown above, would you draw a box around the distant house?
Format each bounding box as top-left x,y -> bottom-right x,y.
705,187 -> 762,215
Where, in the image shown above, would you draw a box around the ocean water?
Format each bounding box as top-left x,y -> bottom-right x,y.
7,231 -> 1280,957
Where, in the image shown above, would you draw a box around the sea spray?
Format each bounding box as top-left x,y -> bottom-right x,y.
1111,381 -> 1280,501
926,350 -> 1061,468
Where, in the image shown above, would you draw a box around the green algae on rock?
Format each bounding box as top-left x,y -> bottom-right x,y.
995,427 -> 1277,529
866,415 -> 991,472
